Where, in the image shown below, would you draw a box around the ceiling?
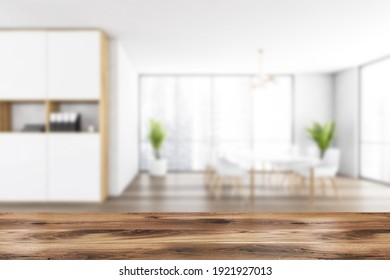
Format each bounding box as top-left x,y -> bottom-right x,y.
1,0 -> 390,74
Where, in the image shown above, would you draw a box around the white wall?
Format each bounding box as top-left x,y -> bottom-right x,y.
109,40 -> 139,196
333,68 -> 359,177
294,74 -> 334,148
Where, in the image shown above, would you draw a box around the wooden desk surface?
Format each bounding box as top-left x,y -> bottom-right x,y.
0,213 -> 389,260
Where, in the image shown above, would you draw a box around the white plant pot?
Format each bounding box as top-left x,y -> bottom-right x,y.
149,158 -> 168,177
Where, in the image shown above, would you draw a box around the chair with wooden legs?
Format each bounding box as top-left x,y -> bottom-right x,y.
204,165 -> 214,186
270,145 -> 301,188
209,158 -> 247,199
204,149 -> 221,188
296,148 -> 341,199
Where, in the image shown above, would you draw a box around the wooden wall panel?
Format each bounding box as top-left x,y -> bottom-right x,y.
0,102 -> 11,131
45,101 -> 59,132
100,31 -> 109,201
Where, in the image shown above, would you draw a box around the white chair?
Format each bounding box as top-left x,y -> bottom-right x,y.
296,148 -> 341,199
302,145 -> 320,160
204,149 -> 219,187
269,145 -> 301,187
209,157 -> 248,199
204,148 -> 229,187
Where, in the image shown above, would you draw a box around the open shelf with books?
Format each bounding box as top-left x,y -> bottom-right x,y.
0,100 -> 100,134
46,100 -> 99,133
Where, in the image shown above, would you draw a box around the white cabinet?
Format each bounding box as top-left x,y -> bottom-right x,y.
0,31 -> 102,100
0,31 -> 108,202
0,134 -> 103,202
0,32 -> 47,100
48,135 -> 101,201
0,135 -> 47,201
48,31 -> 101,100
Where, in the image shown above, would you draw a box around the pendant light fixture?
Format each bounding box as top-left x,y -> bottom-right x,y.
251,49 -> 276,91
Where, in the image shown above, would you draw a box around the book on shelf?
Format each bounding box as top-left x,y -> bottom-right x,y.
49,112 -> 81,132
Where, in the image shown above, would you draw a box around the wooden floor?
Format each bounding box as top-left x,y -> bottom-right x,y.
1,173 -> 390,212
0,212 -> 390,259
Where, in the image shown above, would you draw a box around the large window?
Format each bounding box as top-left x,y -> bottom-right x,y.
361,58 -> 390,183
140,75 -> 293,171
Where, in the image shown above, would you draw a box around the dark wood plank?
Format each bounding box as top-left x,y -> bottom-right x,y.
0,213 -> 389,259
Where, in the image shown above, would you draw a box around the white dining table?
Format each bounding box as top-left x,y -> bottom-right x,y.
226,151 -> 320,202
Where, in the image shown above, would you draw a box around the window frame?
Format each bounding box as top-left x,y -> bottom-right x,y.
359,55 -> 390,185
138,74 -> 295,172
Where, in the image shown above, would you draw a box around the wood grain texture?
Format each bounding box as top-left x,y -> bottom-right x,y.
0,102 -> 11,131
2,174 -> 390,212
0,213 -> 389,260
45,101 -> 58,132
99,31 -> 109,202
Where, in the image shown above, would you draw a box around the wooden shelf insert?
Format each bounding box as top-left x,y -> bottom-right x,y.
0,102 -> 11,132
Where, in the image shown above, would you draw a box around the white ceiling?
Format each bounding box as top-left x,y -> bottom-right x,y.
1,0 -> 390,74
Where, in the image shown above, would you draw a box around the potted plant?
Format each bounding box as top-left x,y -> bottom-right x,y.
306,121 -> 336,159
148,119 -> 167,176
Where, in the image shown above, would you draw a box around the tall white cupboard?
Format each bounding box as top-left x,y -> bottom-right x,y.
0,30 -> 109,202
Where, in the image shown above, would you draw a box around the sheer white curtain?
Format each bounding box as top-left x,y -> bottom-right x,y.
361,58 -> 390,183
140,75 -> 293,171
253,76 -> 292,153
140,77 -> 176,170
213,77 -> 252,155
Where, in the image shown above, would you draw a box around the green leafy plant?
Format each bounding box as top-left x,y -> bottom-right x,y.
148,119 -> 166,160
306,121 -> 336,158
